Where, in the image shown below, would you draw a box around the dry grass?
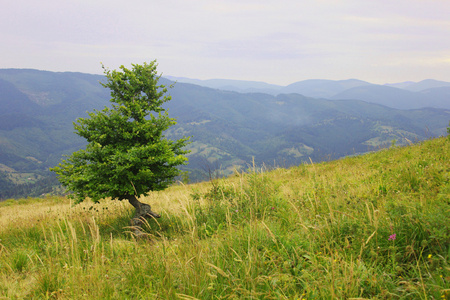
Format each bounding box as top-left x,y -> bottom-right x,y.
0,137 -> 449,299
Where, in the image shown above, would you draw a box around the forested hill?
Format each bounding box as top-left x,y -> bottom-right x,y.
0,69 -> 449,199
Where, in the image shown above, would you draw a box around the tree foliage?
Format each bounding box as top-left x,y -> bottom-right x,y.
51,61 -> 189,203
447,121 -> 450,138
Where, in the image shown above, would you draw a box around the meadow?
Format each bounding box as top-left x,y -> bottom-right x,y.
0,137 -> 449,299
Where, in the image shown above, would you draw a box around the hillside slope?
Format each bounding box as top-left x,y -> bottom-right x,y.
0,137 -> 449,298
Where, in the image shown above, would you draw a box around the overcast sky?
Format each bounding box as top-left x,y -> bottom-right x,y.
1,0 -> 449,85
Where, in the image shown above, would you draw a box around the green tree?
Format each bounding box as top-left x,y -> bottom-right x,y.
447,121 -> 450,138
51,61 -> 190,230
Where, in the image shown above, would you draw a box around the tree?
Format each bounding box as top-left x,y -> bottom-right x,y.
447,121 -> 450,139
51,61 -> 190,232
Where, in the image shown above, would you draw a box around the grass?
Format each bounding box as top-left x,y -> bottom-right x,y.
0,137 -> 449,299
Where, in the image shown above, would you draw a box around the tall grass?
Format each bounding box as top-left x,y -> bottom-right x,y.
0,137 -> 449,299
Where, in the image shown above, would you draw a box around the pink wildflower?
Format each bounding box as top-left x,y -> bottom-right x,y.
388,233 -> 396,241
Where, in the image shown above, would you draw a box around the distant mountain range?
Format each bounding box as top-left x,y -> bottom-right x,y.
167,76 -> 450,109
385,79 -> 450,92
1,69 -> 449,198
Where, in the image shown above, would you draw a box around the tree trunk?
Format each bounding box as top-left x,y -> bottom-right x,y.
127,195 -> 161,237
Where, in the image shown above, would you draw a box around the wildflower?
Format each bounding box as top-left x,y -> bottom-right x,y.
428,254 -> 432,259
388,233 -> 396,241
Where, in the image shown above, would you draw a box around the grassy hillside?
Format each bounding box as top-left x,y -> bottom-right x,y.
0,137 -> 449,299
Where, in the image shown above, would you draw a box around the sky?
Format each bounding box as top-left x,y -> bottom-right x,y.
1,0 -> 450,85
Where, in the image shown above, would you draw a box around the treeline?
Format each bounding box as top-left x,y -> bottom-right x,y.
0,172 -> 60,200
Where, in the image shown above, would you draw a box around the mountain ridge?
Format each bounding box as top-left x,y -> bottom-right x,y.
167,75 -> 450,93
167,75 -> 450,109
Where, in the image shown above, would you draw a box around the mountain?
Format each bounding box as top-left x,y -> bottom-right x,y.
166,77 -> 450,109
401,79 -> 450,92
384,79 -> 450,92
331,85 -> 424,109
331,85 -> 450,109
0,69 -> 449,198
384,81 -> 416,89
167,77 -> 374,98
165,76 -> 283,95
163,81 -> 449,164
417,87 -> 450,108
0,69 -> 110,170
279,79 -> 372,98
0,78 -> 41,115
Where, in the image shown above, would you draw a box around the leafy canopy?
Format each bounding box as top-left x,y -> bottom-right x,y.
51,61 -> 190,203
